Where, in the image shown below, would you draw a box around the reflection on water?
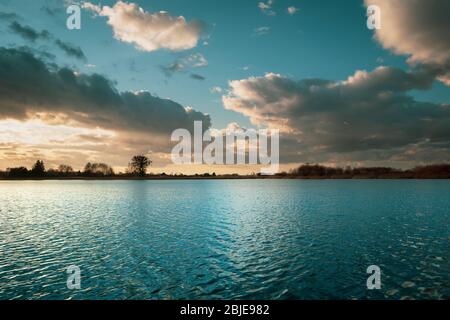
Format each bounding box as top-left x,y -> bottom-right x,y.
0,180 -> 448,300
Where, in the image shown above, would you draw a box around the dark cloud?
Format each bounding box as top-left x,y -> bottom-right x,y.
160,61 -> 184,77
41,5 -> 64,17
190,73 -> 206,81
54,39 -> 86,61
160,53 -> 208,78
9,21 -> 50,42
0,47 -> 211,136
223,68 -> 450,164
8,21 -> 87,61
0,12 -> 19,22
13,45 -> 56,62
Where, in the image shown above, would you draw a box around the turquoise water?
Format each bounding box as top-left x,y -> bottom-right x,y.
0,180 -> 448,300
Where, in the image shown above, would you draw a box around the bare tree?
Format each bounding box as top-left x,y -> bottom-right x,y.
84,162 -> 93,175
83,162 -> 114,176
58,164 -> 73,175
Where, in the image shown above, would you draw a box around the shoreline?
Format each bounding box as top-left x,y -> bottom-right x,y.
3,164 -> 449,180
1,176 -> 449,181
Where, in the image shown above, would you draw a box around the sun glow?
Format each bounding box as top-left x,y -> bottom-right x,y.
0,119 -> 115,145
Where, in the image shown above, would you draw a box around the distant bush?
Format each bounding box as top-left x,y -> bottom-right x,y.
290,164 -> 344,177
7,167 -> 29,178
413,164 -> 450,178
84,162 -> 114,176
288,163 -> 449,179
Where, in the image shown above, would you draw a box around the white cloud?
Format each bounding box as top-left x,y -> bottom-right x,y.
365,0 -> 450,85
253,26 -> 270,36
258,0 -> 276,16
210,86 -> 222,94
81,2 -> 101,14
287,6 -> 299,15
186,53 -> 208,68
83,1 -> 205,52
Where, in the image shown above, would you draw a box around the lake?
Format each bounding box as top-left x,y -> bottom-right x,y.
0,180 -> 448,300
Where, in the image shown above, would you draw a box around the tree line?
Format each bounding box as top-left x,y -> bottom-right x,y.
276,163 -> 450,179
1,159 -> 449,179
1,155 -> 152,178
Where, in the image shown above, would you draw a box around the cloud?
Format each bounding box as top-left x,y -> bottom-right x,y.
186,52 -> 208,68
160,61 -> 184,77
0,11 -> 19,22
8,21 -> 87,61
253,26 -> 270,36
55,39 -> 87,61
190,73 -> 205,81
0,47 -> 211,138
41,5 -> 64,17
83,1 -> 205,52
160,53 -> 208,77
10,46 -> 56,62
9,21 -> 50,41
365,0 -> 450,85
258,0 -> 276,16
222,69 -> 450,164
287,6 -> 299,15
210,86 -> 223,94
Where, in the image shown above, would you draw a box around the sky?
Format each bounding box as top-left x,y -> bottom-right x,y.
0,0 -> 449,173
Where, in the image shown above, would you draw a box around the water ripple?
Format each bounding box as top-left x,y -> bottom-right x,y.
0,180 -> 449,300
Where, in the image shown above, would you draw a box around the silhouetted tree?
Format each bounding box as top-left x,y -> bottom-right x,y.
84,162 -> 93,175
413,164 -> 450,178
7,167 -> 29,178
93,163 -> 114,176
83,162 -> 114,176
31,160 -> 46,176
58,164 -> 73,175
129,155 -> 151,176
